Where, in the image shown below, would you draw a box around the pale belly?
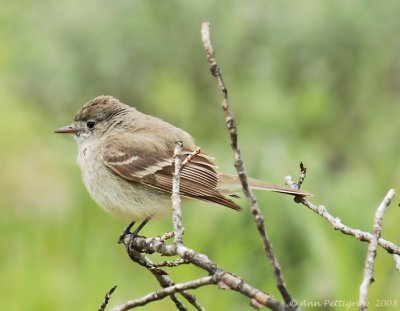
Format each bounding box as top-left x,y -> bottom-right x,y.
77,144 -> 171,221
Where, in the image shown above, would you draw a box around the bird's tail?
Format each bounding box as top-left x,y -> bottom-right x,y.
218,173 -> 311,197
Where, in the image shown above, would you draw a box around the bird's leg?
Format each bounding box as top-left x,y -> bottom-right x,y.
131,217 -> 151,236
118,221 -> 135,244
118,217 -> 152,244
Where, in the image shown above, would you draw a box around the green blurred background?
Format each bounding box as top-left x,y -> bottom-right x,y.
1,1 -> 400,310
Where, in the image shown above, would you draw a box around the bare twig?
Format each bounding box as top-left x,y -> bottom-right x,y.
110,276 -> 216,311
99,285 -> 117,311
152,258 -> 190,268
359,189 -> 395,310
159,231 -> 175,241
172,141 -> 185,246
298,162 -> 307,189
171,144 -> 201,246
285,163 -> 307,192
201,22 -> 297,308
300,200 -> 400,255
182,148 -> 201,167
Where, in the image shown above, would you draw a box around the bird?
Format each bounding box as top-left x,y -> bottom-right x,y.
55,95 -> 309,237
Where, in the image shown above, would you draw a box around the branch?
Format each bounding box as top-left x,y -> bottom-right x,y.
99,285 -> 117,311
171,143 -> 201,246
300,199 -> 400,255
110,276 -> 216,311
172,141 -> 185,246
201,21 -> 296,308
118,234 -> 288,311
152,258 -> 190,268
285,162 -> 307,192
359,189 -> 395,310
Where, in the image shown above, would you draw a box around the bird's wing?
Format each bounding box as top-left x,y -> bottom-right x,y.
101,132 -> 242,211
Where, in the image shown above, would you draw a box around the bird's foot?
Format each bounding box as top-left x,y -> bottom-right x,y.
118,221 -> 135,244
118,217 -> 151,244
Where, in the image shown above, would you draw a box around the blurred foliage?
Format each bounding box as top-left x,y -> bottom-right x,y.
1,0 -> 400,310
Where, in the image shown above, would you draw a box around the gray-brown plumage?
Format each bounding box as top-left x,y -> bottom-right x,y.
55,95 -> 309,220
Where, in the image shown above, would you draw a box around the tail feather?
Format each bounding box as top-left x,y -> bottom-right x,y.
218,173 -> 311,197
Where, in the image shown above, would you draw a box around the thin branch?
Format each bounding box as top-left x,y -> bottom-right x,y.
98,285 -> 117,311
171,144 -> 201,246
300,199 -> 400,255
285,162 -> 307,192
110,276 -> 216,311
297,162 -> 307,189
359,189 -> 395,310
152,258 -> 190,268
182,148 -> 201,167
172,141 -> 185,246
201,21 -> 297,308
159,231 -> 175,241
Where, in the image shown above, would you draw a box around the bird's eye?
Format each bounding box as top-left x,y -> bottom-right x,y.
86,121 -> 96,130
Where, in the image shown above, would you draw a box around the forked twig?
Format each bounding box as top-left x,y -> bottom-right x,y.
359,189 -> 395,310
300,200 -> 400,255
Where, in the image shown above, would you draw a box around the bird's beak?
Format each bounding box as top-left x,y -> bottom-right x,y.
54,124 -> 79,134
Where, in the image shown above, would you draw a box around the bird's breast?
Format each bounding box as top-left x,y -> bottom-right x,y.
77,143 -> 171,220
